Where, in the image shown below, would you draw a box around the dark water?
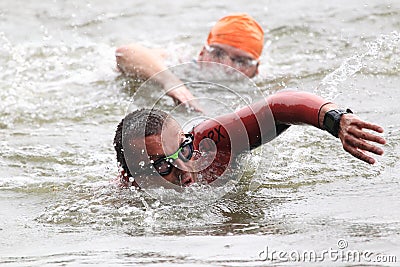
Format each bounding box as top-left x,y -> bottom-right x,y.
0,0 -> 399,266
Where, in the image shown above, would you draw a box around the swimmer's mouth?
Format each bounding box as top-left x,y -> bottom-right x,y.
179,173 -> 196,187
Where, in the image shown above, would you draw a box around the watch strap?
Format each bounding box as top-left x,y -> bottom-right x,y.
323,108 -> 353,138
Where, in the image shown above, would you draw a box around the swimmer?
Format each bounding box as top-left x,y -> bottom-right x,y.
115,13 -> 263,111
113,90 -> 386,188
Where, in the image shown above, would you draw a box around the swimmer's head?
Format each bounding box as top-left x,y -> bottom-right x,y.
114,109 -> 197,188
207,13 -> 264,59
198,13 -> 264,78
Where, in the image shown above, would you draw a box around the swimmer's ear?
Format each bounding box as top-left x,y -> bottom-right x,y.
254,61 -> 260,76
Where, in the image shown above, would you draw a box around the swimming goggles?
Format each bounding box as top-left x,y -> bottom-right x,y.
151,133 -> 194,176
204,44 -> 258,68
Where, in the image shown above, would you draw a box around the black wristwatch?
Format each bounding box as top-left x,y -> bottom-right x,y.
323,108 -> 353,138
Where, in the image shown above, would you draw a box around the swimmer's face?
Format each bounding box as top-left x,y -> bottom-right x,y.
198,43 -> 259,78
129,118 -> 197,187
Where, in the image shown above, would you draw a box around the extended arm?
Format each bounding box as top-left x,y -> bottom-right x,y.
115,44 -> 202,111
267,90 -> 386,164
194,90 -> 385,164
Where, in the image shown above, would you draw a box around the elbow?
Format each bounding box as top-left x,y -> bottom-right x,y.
115,45 -> 135,74
115,45 -> 126,58
115,45 -> 132,63
115,43 -> 145,57
115,43 -> 146,75
115,44 -> 136,58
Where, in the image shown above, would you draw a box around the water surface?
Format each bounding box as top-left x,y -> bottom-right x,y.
0,0 -> 399,266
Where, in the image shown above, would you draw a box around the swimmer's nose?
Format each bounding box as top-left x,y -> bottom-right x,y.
219,56 -> 233,66
173,157 -> 194,172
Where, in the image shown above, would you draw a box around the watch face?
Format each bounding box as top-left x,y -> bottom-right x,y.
325,116 -> 335,130
323,109 -> 344,137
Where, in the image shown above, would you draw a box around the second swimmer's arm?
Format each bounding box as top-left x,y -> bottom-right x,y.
115,43 -> 202,112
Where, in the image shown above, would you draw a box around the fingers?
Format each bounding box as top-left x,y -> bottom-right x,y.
343,144 -> 376,164
168,88 -> 204,113
353,119 -> 384,134
173,95 -> 204,113
343,133 -> 384,156
348,126 -> 386,145
185,100 -> 204,113
339,115 -> 386,164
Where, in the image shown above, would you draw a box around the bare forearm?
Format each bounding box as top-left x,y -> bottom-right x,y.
115,44 -> 187,91
115,44 -> 167,80
115,43 -> 202,112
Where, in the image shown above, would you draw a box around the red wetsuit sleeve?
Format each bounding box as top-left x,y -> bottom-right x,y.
192,99 -> 277,153
193,90 -> 330,154
267,90 -> 330,128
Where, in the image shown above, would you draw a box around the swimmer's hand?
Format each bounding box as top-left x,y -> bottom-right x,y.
167,85 -> 204,113
339,114 -> 386,164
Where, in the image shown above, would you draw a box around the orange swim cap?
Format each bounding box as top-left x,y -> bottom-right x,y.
206,13 -> 264,59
